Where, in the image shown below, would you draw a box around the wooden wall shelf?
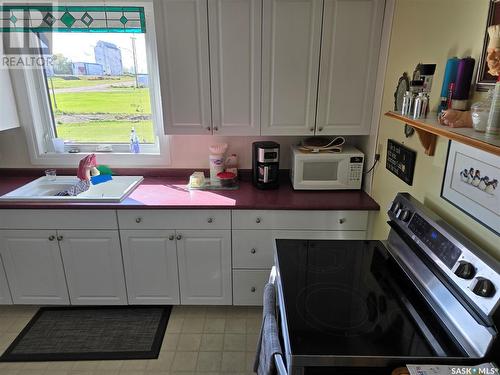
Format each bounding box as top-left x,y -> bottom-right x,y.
385,111 -> 500,157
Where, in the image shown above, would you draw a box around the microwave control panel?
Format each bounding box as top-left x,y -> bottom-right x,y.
349,157 -> 364,182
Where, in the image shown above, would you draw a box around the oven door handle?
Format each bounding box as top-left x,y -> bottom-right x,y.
275,353 -> 287,375
269,266 -> 290,375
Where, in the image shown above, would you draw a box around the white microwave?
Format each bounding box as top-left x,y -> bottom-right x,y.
290,145 -> 364,190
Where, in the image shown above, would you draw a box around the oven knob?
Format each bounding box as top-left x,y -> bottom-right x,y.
473,278 -> 496,298
400,210 -> 412,222
390,201 -> 401,213
454,261 -> 475,280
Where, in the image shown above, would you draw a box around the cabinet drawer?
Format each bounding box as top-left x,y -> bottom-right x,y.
233,270 -> 270,306
233,229 -> 367,269
233,230 -> 274,269
232,210 -> 368,230
0,210 -> 117,230
117,210 -> 230,230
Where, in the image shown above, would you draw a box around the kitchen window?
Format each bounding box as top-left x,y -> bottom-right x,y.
2,3 -> 168,165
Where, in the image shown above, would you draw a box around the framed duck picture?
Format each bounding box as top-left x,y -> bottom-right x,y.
441,141 -> 500,234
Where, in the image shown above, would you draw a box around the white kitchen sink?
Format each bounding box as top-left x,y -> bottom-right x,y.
0,175 -> 144,203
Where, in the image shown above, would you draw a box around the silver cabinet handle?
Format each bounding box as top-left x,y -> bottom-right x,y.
250,248 -> 256,254
57,235 -> 63,241
339,218 -> 346,224
135,217 -> 142,223
255,217 -> 261,224
207,217 -> 213,223
176,234 -> 182,240
48,235 -> 55,241
168,234 -> 175,241
251,287 -> 256,292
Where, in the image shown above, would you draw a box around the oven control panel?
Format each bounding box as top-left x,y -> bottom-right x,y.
388,193 -> 500,318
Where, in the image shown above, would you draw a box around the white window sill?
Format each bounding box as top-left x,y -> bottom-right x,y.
29,148 -> 170,168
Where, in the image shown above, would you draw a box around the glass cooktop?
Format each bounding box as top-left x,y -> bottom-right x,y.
275,239 -> 464,358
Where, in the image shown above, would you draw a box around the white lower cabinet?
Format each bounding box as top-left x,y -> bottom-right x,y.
233,269 -> 270,306
0,230 -> 69,304
176,230 -> 232,305
58,230 -> 127,305
121,230 -> 180,305
0,255 -> 12,304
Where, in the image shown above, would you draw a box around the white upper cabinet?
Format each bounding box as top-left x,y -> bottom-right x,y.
0,41 -> 20,132
208,0 -> 262,135
316,0 -> 384,135
156,0 -> 212,135
261,0 -> 323,135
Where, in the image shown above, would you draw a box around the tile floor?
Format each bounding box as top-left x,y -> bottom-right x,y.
0,305 -> 262,375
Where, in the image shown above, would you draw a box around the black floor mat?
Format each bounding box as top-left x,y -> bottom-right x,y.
0,306 -> 171,362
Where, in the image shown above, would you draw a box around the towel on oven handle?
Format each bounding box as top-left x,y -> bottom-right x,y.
254,283 -> 284,375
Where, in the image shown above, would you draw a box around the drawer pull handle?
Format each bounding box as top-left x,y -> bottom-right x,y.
250,248 -> 256,254
255,217 -> 261,224
339,218 -> 346,224
135,217 -> 142,223
57,235 -> 63,241
251,287 -> 256,292
48,235 -> 55,241
207,217 -> 213,223
168,234 -> 175,241
176,234 -> 182,240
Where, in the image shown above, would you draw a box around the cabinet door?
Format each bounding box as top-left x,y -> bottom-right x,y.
58,230 -> 127,305
261,0 -> 323,135
176,230 -> 232,305
156,0 -> 212,134
0,253 -> 13,305
316,0 -> 385,135
0,230 -> 69,304
208,0 -> 261,135
121,230 -> 180,305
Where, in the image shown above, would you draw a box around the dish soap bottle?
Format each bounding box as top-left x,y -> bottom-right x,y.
130,127 -> 140,154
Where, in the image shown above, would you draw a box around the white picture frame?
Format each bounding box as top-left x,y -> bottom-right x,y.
441,141 -> 500,234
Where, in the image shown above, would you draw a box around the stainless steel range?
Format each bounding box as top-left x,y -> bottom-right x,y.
273,193 -> 500,374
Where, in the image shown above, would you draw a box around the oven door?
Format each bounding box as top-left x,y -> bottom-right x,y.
292,154 -> 350,190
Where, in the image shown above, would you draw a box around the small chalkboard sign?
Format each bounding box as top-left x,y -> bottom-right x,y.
386,139 -> 416,185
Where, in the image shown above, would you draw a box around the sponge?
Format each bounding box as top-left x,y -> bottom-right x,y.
91,174 -> 113,185
97,165 -> 114,175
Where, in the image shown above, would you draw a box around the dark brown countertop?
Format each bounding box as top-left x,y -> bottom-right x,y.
0,175 -> 379,211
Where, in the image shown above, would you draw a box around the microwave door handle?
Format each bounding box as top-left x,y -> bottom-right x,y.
263,166 -> 269,183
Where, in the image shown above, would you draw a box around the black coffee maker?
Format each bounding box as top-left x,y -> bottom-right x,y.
252,141 -> 280,189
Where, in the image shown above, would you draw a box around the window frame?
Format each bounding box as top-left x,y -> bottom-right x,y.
13,1 -> 170,167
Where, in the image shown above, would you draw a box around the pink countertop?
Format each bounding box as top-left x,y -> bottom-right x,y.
0,176 -> 379,210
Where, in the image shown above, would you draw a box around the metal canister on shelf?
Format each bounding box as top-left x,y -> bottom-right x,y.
401,91 -> 412,115
413,93 -> 423,119
486,77 -> 500,137
420,93 -> 429,118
